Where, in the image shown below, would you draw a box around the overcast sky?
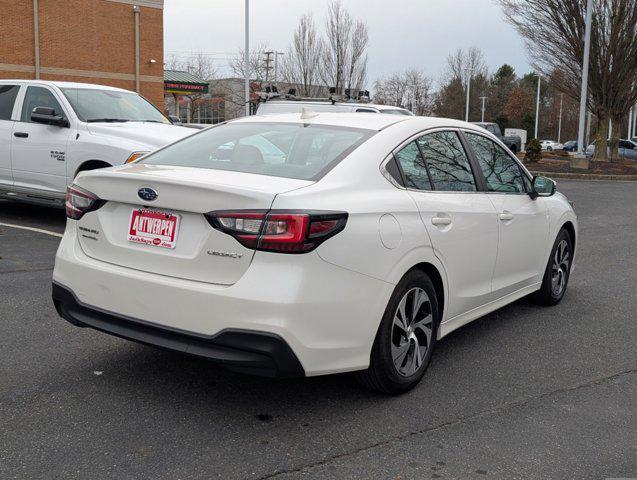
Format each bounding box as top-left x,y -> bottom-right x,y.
164,0 -> 531,86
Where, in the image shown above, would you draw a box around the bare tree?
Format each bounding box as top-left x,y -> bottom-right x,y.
498,0 -> 637,160
280,13 -> 324,97
445,47 -> 488,85
320,0 -> 369,93
229,42 -> 271,84
373,69 -> 433,115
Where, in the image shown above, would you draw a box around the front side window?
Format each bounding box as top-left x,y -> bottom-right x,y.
394,141 -> 432,190
21,86 -> 65,123
0,85 -> 19,120
61,88 -> 169,123
465,132 -> 529,193
416,131 -> 477,191
140,122 -> 374,181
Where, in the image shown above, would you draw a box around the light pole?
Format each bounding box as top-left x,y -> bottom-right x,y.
557,93 -> 564,143
479,96 -> 487,122
576,0 -> 593,155
628,104 -> 633,140
244,0 -> 250,116
534,74 -> 541,139
464,68 -> 473,122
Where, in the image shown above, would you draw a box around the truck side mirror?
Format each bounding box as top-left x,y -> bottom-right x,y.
168,115 -> 181,124
31,107 -> 69,127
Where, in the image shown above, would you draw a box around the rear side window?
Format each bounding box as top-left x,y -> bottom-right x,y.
465,133 -> 529,193
416,131 -> 477,192
394,141 -> 432,190
0,85 -> 19,120
140,122 -> 374,181
21,86 -> 65,123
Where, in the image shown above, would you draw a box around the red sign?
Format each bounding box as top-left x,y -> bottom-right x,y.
128,209 -> 180,249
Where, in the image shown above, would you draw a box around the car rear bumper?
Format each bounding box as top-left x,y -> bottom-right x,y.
52,282 -> 304,377
52,224 -> 394,376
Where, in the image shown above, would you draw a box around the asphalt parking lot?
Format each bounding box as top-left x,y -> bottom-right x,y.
1,180 -> 635,480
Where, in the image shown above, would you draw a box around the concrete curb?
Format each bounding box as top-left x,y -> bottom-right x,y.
528,171 -> 637,181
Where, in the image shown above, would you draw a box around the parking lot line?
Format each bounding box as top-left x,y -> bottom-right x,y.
0,222 -> 63,238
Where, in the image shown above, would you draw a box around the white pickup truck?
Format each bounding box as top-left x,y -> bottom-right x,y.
0,80 -> 195,207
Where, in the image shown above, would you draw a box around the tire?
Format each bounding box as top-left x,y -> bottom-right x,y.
356,270 -> 439,394
534,228 -> 573,306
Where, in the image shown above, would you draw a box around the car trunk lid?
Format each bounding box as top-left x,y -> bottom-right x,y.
74,164 -> 313,285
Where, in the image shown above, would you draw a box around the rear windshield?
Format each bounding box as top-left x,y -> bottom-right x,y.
139,122 -> 374,180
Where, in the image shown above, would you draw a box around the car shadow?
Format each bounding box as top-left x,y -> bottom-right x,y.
63,292 -> 557,412
0,200 -> 66,232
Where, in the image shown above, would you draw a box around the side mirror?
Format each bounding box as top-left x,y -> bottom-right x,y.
168,115 -> 181,124
530,175 -> 556,199
31,107 -> 69,127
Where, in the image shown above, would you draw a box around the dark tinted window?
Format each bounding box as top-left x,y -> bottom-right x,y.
0,85 -> 19,121
416,131 -> 476,191
394,141 -> 432,190
466,132 -> 528,193
384,156 -> 404,185
21,86 -> 65,123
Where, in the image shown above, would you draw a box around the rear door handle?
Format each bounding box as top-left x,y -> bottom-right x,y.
499,212 -> 514,221
431,216 -> 452,226
14,132 -> 28,138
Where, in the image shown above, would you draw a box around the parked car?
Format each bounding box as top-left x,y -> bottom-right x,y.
585,139 -> 637,161
540,140 -> 564,151
472,122 -> 522,153
52,112 -> 577,394
562,140 -> 578,152
257,99 -> 414,116
0,80 -> 195,207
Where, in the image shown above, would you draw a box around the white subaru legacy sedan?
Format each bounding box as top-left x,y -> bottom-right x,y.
52,113 -> 577,393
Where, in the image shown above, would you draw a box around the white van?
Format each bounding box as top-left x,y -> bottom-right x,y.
257,100 -> 414,116
0,80 -> 195,207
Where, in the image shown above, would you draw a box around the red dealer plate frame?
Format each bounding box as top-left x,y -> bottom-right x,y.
128,208 -> 181,249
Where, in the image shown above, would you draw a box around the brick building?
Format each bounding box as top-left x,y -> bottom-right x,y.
0,0 -> 165,108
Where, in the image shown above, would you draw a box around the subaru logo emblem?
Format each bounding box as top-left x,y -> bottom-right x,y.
138,187 -> 157,202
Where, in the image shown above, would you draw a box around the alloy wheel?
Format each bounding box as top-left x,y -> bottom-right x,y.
391,287 -> 433,377
551,239 -> 570,297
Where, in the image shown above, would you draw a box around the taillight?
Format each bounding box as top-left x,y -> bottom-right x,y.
205,210 -> 348,253
65,184 -> 105,220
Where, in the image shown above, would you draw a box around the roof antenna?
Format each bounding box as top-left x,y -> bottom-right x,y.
300,107 -> 318,120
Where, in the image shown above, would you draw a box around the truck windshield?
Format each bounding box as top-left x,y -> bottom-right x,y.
379,109 -> 414,116
61,88 -> 169,124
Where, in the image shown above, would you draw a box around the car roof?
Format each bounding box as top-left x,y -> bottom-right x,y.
262,100 -> 408,110
0,79 -> 132,93
231,112 -> 480,132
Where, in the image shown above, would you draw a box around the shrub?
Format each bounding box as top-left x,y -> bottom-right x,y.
525,138 -> 542,163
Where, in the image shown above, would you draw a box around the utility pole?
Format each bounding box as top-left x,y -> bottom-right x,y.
244,0 -> 250,116
263,51 -> 274,84
479,96 -> 487,122
576,0 -> 593,155
273,51 -> 284,83
557,93 -> 564,143
464,69 -> 473,122
534,74 -> 541,139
